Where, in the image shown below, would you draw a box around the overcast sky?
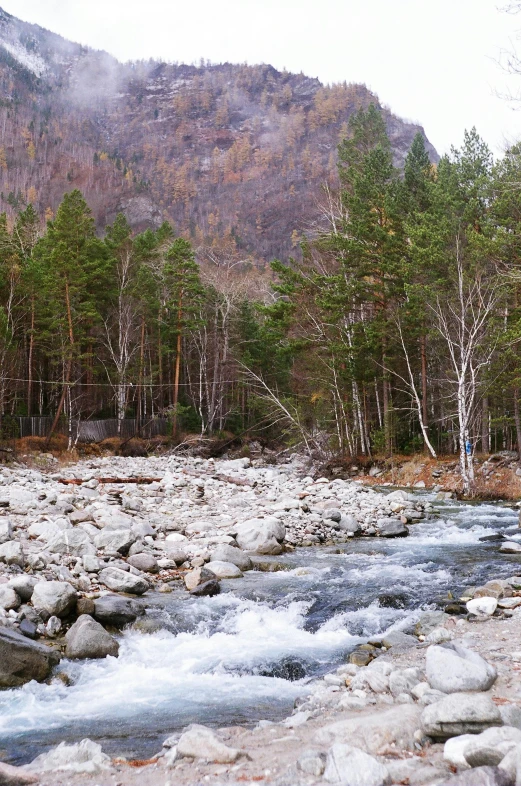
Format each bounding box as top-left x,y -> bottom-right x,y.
2,0 -> 521,156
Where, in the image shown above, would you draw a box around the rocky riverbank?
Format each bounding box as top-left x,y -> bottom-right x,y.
1,451 -> 520,785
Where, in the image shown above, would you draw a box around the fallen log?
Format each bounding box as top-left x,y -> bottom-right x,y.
58,477 -> 161,485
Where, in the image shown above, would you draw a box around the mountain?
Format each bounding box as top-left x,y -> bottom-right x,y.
0,7 -> 438,262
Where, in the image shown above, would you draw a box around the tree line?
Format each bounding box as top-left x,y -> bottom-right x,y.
2,105 -> 521,492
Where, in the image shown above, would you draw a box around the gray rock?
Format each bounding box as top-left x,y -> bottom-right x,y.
0,541 -> 24,566
185,567 -> 216,590
98,567 -> 149,595
500,541 -> 521,554
380,631 -> 418,649
377,519 -> 409,538
206,561 -> 243,579
0,518 -> 12,543
46,616 -> 62,637
94,529 -> 136,555
435,765 -> 512,786
323,743 -> 390,786
426,643 -> 497,693
317,705 -> 421,753
323,508 -> 342,523
415,611 -> 451,636
463,726 -> 521,768
337,515 -> 362,535
93,594 -> 144,627
421,692 -> 503,739
0,586 -> 20,610
127,553 -> 158,573
31,581 -> 77,618
65,615 -> 119,659
0,627 -> 60,687
190,579 -> 221,597
45,529 -> 95,557
176,724 -> 240,763
234,516 -> 285,554
389,667 -> 423,697
297,750 -> 326,777
210,545 -> 253,571
82,555 -> 100,573
8,575 -> 37,601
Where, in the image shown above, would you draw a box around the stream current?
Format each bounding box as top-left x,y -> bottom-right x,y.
2,493 -> 521,764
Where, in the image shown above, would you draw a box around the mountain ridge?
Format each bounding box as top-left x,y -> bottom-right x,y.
0,7 -> 438,261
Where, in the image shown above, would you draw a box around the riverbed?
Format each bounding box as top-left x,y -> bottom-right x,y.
1,491 -> 519,765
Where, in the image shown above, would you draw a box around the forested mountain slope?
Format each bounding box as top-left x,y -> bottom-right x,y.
0,6 -> 437,261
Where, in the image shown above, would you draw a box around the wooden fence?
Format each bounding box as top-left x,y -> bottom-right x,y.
17,417 -> 169,442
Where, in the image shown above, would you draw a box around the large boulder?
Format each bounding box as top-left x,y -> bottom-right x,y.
65,615 -> 119,660
435,765 -> 513,785
0,586 -> 20,610
323,744 -> 390,786
176,724 -> 241,763
45,529 -> 95,557
206,561 -> 243,579
210,545 -> 253,571
93,594 -> 144,627
234,517 -> 285,554
94,529 -> 136,555
377,519 -> 409,538
31,581 -> 77,618
98,567 -> 148,595
462,726 -> 521,767
0,541 -> 24,566
317,705 -> 421,753
8,575 -> 37,601
0,627 -> 60,687
421,692 -> 502,739
127,553 -> 158,573
426,643 -> 497,693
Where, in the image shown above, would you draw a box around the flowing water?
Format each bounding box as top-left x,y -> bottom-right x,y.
2,493 -> 521,764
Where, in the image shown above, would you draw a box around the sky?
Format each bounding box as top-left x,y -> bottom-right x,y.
2,0 -> 521,156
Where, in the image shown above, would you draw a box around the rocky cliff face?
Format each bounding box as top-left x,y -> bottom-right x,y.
0,7 -> 438,261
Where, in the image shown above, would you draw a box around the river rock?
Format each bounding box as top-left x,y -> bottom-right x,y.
234,516 -> 285,554
337,515 -> 362,534
0,540 -> 24,566
94,529 -> 136,555
45,529 -> 96,557
65,615 -> 119,659
0,518 -> 12,543
462,726 -> 521,767
415,611 -> 451,636
499,541 -> 521,553
98,567 -> 149,595
31,581 -> 77,618
26,738 -> 111,775
467,597 -> 498,617
297,751 -> 326,777
389,667 -> 423,697
184,567 -> 216,590
0,761 -> 39,785
8,576 -> 37,601
444,735 -> 476,769
93,594 -> 144,627
421,692 -> 502,739
210,544 -> 253,571
176,724 -> 241,763
435,765 -> 513,785
377,519 -> 409,538
317,705 -> 421,753
206,560 -> 243,579
323,743 -> 390,786
0,586 -> 20,610
127,553 -> 158,573
0,627 -> 60,687
190,579 -> 220,597
426,643 -> 497,693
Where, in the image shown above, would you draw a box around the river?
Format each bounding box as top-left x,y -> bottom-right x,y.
1,493 -> 520,764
